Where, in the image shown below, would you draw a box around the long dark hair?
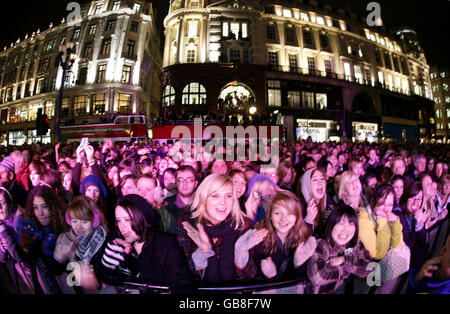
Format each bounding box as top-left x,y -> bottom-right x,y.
324,203 -> 359,248
24,185 -> 67,234
115,199 -> 149,242
368,184 -> 394,212
399,182 -> 423,217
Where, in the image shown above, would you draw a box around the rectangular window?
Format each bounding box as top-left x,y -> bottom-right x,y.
74,95 -> 88,116
375,50 -> 383,67
300,12 -> 309,21
121,65 -> 132,83
384,52 -> 392,70
365,68 -> 372,84
133,3 -> 142,13
100,39 -> 111,56
324,60 -> 332,76
72,28 -> 81,40
126,40 -> 136,58
268,89 -> 281,107
316,93 -> 327,110
230,49 -> 240,63
302,92 -> 314,109
230,22 -> 240,39
94,5 -> 102,15
112,1 -> 121,10
303,30 -> 313,47
106,20 -> 116,32
89,24 -> 97,35
266,25 -> 276,40
187,49 -> 196,63
316,16 -> 325,25
118,93 -> 131,114
285,26 -> 296,43
97,64 -> 107,83
320,34 -> 330,51
61,97 -> 69,116
393,56 -> 400,72
289,54 -> 298,70
378,71 -> 384,85
288,91 -> 301,109
188,21 -> 198,38
83,43 -> 93,59
344,62 -> 352,80
130,21 -> 139,33
45,100 -> 54,117
92,93 -> 106,115
78,67 -> 87,85
222,22 -> 229,37
354,65 -> 363,83
283,9 -> 292,18
243,48 -> 250,64
307,56 -> 316,74
241,23 -> 248,38
268,51 -> 279,66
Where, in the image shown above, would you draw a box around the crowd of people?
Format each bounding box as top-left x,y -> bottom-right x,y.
0,137 -> 448,294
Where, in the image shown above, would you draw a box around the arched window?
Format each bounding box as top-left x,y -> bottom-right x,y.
162,85 -> 175,107
218,82 -> 255,110
182,82 -> 206,105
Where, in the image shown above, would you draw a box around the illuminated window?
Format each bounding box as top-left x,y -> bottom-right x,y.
344,62 -> 352,80
61,97 -> 69,116
436,109 -> 442,118
339,21 -> 346,31
283,9 -> 292,18
324,60 -> 332,76
316,16 -> 325,25
133,3 -> 142,13
89,24 -> 97,35
300,12 -> 309,21
118,93 -> 131,113
222,23 -> 229,37
230,22 -> 240,39
189,1 -> 199,7
446,96 -> 450,104
72,28 -> 81,40
182,82 -> 206,105
92,93 -> 106,115
74,95 -> 88,116
443,83 -> 448,92
267,80 -> 281,107
441,72 -> 446,78
302,92 -> 314,109
268,51 -> 278,65
94,4 -> 102,15
316,93 -> 327,110
112,1 -> 121,11
378,71 -> 384,85
121,65 -> 132,83
188,21 -> 198,38
432,85 -> 439,93
241,23 -> 248,38
435,97 -> 441,104
100,39 -> 111,56
83,43 -> 93,59
162,85 -> 175,107
187,49 -> 196,63
288,91 -> 300,108
97,64 -> 107,83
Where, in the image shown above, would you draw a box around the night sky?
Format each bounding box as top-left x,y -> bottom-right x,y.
0,0 -> 448,68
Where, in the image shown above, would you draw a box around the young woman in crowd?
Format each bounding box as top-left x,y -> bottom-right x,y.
299,168 -> 335,237
391,175 -> 405,212
245,174 -> 278,225
307,204 -> 372,294
92,194 -> 195,294
234,190 -> 317,282
15,185 -> 68,294
176,173 -> 253,284
338,170 -> 367,211
277,160 -> 296,191
50,196 -> 108,293
120,175 -> 137,197
228,169 -> 248,211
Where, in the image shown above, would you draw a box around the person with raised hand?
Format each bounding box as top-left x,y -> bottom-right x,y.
92,194 -> 195,294
176,173 -> 252,284
235,190 -> 316,282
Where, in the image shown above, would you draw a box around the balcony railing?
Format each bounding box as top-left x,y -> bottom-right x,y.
268,64 -> 410,96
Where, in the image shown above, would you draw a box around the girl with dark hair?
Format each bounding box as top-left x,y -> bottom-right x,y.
390,175 -> 405,211
307,204 -> 372,294
277,160 -> 296,191
398,182 -> 429,269
15,185 -> 68,293
228,169 -> 247,211
235,190 -> 316,282
92,194 -> 195,294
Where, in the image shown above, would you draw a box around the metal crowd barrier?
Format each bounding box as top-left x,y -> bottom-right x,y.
121,278 -> 309,294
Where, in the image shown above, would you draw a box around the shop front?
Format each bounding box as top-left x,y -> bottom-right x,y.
353,122 -> 379,143
296,119 -> 337,142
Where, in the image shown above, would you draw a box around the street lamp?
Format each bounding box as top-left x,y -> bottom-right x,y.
56,42 -> 76,143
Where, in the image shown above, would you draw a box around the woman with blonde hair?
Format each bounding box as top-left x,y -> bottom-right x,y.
234,190 -> 316,282
176,173 -> 252,283
338,170 -> 365,210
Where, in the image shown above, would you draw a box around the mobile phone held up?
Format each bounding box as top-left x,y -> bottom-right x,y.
82,137 -> 89,146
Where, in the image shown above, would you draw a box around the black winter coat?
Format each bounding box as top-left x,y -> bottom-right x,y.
92,231 -> 196,294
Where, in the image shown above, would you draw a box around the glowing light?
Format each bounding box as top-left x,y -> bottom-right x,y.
249,106 -> 257,115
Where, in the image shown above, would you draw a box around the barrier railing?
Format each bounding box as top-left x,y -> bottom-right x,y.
121,278 -> 309,294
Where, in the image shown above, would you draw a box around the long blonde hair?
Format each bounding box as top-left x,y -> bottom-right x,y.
190,173 -> 246,230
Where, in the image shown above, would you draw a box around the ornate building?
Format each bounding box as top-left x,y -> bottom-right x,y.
430,66 -> 450,143
0,0 -> 162,145
161,0 -> 435,143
